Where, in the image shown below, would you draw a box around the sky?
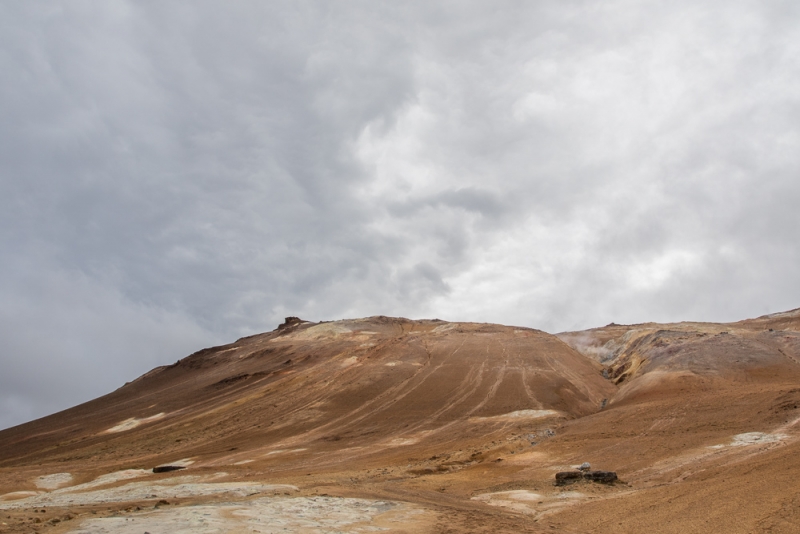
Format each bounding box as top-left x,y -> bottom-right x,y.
2,0 -> 799,430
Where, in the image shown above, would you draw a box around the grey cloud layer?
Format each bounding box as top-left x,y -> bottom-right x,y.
2,1 -> 799,429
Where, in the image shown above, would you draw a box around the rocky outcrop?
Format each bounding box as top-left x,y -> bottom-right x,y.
555,471 -> 583,485
555,470 -> 617,485
152,466 -> 186,474
583,470 -> 617,483
277,316 -> 304,330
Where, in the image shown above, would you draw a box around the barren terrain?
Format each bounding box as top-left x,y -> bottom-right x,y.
2,311 -> 800,533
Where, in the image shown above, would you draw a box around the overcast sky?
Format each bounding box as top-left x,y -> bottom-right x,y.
2,1 -> 799,430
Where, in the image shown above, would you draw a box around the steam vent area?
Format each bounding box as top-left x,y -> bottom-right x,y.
2,310 -> 800,533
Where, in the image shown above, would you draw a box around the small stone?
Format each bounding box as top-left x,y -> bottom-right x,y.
579,462 -> 591,471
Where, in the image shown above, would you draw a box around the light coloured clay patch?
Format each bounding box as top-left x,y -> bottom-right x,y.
731,432 -> 787,446
472,490 -> 543,514
475,489 -> 588,517
52,470 -> 151,493
66,496 -> 429,534
432,323 -> 457,333
470,409 -> 560,422
709,432 -> 788,449
155,458 -> 194,468
473,490 -> 542,502
35,472 -> 73,489
383,430 -> 434,448
387,438 -> 418,447
0,474 -> 297,510
105,412 -> 165,433
340,356 -> 359,367
264,448 -> 306,456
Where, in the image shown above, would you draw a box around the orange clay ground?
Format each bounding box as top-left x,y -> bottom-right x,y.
1,311 -> 799,533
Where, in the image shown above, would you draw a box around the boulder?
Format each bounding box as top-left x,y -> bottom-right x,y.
555,471 -> 583,485
152,465 -> 186,473
555,469 -> 617,485
278,317 -> 304,330
583,470 -> 617,483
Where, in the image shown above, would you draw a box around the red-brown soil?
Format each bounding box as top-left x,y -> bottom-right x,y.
1,311 -> 799,533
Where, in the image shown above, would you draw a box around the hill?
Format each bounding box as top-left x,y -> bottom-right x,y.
1,312 -> 799,533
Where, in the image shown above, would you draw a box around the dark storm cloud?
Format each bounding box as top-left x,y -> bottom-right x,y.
2,1 -> 799,428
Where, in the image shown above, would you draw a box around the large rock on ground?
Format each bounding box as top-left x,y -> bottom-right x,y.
555,470 -> 617,485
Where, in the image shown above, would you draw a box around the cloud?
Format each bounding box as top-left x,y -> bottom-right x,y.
2,0 -> 800,428
0,250 -> 217,430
